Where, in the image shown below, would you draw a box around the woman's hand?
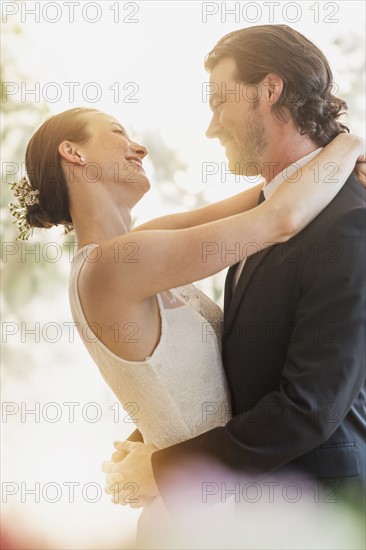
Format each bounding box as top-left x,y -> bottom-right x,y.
346,134 -> 365,188
354,153 -> 366,188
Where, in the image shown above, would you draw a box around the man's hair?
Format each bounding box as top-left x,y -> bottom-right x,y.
205,25 -> 349,146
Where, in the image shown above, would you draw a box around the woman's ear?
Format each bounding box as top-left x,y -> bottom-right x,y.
264,73 -> 284,105
58,141 -> 84,164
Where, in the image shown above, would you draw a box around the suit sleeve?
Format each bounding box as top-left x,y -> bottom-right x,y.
151,207 -> 366,510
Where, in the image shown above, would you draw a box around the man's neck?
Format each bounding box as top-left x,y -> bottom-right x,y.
261,134 -> 319,184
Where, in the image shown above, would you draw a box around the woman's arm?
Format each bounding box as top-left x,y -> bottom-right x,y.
132,182 -> 263,231
87,134 -> 363,302
133,134 -> 363,232
272,134 -> 364,231
353,154 -> 366,187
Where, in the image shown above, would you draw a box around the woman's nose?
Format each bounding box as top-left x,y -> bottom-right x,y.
130,142 -> 148,158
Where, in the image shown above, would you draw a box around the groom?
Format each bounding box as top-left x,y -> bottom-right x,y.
112,25 -> 366,509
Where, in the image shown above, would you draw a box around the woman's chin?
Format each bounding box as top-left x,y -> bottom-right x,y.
140,174 -> 151,192
129,171 -> 151,192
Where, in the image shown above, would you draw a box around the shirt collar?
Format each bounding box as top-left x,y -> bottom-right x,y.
262,148 -> 323,199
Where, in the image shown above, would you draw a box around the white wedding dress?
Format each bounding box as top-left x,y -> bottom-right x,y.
69,243 -> 231,547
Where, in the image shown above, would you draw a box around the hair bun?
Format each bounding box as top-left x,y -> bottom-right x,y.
25,205 -> 54,229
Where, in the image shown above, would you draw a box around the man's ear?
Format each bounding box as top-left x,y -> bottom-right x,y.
58,141 -> 83,164
264,73 -> 284,106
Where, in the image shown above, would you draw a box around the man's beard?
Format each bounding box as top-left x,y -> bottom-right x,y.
235,105 -> 268,176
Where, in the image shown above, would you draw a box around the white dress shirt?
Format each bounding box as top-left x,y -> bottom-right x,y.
233,148 -> 323,291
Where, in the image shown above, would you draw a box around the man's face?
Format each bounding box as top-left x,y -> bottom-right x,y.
206,57 -> 269,176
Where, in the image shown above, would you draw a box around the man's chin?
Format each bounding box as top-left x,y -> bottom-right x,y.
227,155 -> 262,177
226,149 -> 248,175
227,158 -> 243,176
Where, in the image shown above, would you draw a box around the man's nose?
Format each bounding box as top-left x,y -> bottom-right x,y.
206,115 -> 221,139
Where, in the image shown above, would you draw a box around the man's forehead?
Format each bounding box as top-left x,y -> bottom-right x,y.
208,58 -> 241,107
209,57 -> 238,86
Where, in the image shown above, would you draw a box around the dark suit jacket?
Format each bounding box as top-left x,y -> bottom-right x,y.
152,174 -> 366,509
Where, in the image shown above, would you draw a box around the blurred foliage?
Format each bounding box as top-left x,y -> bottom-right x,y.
333,33 -> 365,136
1,19 -> 51,319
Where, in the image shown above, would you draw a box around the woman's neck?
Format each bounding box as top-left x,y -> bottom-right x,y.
72,207 -> 132,251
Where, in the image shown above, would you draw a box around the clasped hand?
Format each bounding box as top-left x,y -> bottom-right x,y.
102,440 -> 159,508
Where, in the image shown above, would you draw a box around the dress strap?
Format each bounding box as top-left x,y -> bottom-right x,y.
72,242 -> 100,265
156,292 -> 165,311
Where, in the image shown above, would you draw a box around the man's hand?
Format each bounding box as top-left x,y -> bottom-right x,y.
102,440 -> 158,508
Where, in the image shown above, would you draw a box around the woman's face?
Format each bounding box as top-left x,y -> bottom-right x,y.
78,111 -> 150,197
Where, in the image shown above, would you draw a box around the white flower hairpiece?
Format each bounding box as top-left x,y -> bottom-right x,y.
9,176 -> 40,240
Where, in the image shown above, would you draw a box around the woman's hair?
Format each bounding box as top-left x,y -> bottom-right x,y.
204,25 -> 349,146
24,107 -> 98,230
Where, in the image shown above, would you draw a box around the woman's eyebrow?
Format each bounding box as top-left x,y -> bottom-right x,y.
111,122 -> 128,134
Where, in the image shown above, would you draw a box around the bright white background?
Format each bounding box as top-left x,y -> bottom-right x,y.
1,2 -> 365,549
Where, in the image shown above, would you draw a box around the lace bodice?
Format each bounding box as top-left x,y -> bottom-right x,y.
68,244 -> 231,449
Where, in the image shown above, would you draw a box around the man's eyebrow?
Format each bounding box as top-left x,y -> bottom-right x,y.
209,93 -> 220,109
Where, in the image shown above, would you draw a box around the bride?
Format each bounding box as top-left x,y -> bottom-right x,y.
10,107 -> 364,545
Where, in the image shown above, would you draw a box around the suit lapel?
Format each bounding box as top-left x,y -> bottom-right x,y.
223,247 -> 272,341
